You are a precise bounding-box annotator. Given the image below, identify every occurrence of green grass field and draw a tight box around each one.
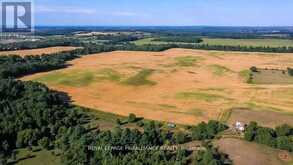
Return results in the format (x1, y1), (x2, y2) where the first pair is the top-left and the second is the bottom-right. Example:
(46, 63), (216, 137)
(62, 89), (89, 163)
(34, 68), (158, 87)
(202, 38), (293, 47)
(34, 69), (123, 87)
(34, 70), (96, 87)
(133, 37), (293, 48)
(15, 148), (61, 165)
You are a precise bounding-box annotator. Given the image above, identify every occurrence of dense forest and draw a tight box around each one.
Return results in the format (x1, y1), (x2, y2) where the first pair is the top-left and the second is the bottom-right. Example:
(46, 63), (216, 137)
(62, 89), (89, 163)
(0, 79), (89, 164)
(0, 50), (82, 78)
(59, 120), (230, 165)
(0, 78), (231, 164)
(244, 122), (293, 152)
(0, 39), (73, 51)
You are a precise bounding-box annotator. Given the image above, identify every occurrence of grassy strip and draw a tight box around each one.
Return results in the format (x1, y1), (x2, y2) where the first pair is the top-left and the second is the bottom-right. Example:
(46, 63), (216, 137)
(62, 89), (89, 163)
(176, 91), (230, 102)
(218, 109), (233, 123)
(239, 69), (252, 83)
(96, 68), (123, 82)
(174, 56), (202, 67)
(34, 70), (95, 87)
(123, 69), (156, 86)
(209, 64), (234, 76)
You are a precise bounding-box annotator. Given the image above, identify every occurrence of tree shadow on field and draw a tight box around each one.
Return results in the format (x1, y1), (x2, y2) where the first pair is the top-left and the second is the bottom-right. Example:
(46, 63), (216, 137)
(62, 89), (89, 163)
(52, 90), (73, 105)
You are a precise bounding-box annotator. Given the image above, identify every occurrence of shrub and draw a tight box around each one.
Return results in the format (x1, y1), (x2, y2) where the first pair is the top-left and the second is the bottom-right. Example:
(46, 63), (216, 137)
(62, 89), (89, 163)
(136, 121), (144, 127)
(116, 119), (122, 125)
(287, 68), (293, 76)
(244, 121), (258, 141)
(191, 121), (228, 140)
(173, 131), (188, 144)
(38, 137), (50, 150)
(250, 66), (258, 72)
(128, 113), (137, 123)
(275, 124), (292, 137)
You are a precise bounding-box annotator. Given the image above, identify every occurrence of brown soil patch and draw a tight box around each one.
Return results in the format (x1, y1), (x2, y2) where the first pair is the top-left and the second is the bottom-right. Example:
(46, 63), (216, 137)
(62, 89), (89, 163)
(216, 138), (292, 165)
(0, 46), (79, 57)
(228, 108), (293, 128)
(22, 49), (293, 125)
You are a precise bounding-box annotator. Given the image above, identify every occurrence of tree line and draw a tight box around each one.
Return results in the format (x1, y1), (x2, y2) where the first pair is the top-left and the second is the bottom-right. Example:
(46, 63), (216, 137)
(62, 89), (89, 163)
(177, 43), (293, 53)
(56, 118), (231, 164)
(244, 122), (293, 152)
(0, 50), (82, 78)
(0, 43), (178, 79)
(2, 35), (293, 53)
(0, 39), (73, 51)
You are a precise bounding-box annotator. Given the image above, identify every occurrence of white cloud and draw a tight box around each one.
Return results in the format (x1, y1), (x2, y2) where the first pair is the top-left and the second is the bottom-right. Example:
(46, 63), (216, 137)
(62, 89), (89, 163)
(111, 11), (137, 16)
(36, 5), (148, 17)
(36, 6), (97, 15)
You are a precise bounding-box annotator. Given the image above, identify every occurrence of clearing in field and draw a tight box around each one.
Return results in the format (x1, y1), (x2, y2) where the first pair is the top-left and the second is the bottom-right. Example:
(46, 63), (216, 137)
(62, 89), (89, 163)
(250, 68), (293, 84)
(22, 49), (293, 125)
(0, 46), (79, 57)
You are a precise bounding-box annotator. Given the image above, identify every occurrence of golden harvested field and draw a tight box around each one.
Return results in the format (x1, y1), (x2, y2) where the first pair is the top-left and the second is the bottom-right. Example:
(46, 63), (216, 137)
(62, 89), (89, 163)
(22, 49), (293, 125)
(0, 46), (79, 57)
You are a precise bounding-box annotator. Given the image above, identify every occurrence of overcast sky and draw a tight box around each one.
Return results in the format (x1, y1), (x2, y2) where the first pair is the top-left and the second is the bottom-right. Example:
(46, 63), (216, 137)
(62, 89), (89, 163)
(33, 0), (293, 26)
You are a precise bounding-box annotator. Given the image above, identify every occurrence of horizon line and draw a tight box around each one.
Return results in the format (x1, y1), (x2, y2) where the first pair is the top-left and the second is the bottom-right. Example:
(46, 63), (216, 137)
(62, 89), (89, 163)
(34, 25), (293, 28)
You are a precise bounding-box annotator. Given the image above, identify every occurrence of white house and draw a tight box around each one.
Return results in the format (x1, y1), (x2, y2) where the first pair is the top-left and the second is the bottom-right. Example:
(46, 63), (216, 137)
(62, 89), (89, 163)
(235, 121), (245, 132)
